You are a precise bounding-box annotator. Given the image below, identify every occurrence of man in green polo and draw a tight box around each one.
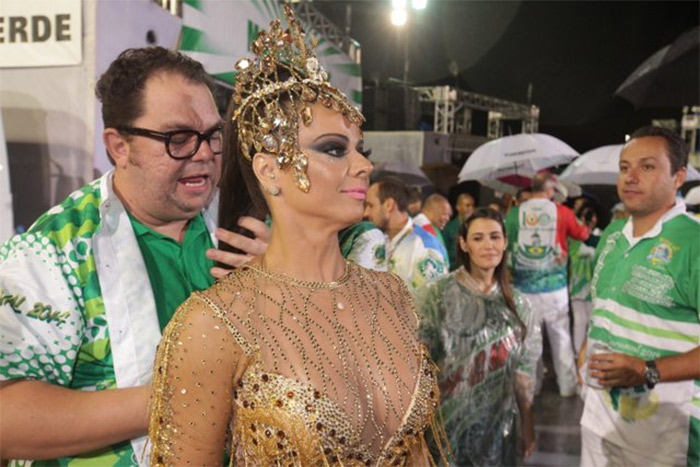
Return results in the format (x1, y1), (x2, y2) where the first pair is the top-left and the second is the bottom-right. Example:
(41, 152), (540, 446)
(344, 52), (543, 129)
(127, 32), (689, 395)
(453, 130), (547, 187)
(580, 126), (700, 466)
(0, 47), (268, 466)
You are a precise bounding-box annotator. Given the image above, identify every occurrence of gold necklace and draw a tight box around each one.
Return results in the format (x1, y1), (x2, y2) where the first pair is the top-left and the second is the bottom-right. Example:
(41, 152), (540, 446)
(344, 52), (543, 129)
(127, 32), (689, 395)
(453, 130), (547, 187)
(249, 259), (351, 289)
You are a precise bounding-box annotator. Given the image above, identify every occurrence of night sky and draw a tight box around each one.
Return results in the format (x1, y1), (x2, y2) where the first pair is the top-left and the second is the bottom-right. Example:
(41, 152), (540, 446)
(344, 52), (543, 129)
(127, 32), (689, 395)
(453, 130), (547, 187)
(314, 0), (699, 152)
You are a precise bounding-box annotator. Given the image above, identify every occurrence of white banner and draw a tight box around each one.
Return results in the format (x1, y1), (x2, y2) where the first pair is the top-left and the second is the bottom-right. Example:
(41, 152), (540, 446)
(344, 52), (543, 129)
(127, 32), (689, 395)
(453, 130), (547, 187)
(0, 0), (82, 68)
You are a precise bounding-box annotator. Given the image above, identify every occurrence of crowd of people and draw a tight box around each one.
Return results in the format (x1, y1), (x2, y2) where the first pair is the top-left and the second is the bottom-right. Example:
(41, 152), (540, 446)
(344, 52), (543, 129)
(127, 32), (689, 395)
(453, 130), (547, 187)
(0, 6), (698, 467)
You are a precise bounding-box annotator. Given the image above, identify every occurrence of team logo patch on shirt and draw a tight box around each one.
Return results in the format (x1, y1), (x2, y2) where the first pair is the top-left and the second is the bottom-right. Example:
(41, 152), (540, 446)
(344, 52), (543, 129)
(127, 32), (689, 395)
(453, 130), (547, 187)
(525, 212), (540, 226)
(604, 386), (660, 422)
(646, 241), (674, 266)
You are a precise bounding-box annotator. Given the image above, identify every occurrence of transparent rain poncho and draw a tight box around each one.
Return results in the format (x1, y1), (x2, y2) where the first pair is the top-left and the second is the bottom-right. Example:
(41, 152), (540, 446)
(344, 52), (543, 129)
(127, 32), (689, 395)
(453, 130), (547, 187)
(417, 268), (542, 466)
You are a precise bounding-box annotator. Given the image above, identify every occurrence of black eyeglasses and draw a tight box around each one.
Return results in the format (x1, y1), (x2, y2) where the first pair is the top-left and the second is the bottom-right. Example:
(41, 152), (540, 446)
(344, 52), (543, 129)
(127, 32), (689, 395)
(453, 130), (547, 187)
(117, 124), (224, 160)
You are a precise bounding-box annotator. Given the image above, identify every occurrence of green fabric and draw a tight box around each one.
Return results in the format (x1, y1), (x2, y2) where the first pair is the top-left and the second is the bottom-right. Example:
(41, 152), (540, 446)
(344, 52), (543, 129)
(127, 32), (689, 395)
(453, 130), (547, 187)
(339, 221), (387, 270)
(0, 177), (218, 466)
(435, 229), (448, 264)
(505, 201), (568, 293)
(130, 214), (215, 330)
(441, 217), (461, 271)
(568, 239), (593, 300)
(587, 212), (700, 463)
(0, 181), (111, 391)
(0, 179), (134, 465)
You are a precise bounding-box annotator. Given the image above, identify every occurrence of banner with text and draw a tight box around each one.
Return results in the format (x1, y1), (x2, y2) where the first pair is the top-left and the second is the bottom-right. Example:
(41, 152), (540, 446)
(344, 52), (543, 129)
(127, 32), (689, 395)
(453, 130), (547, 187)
(0, 0), (82, 68)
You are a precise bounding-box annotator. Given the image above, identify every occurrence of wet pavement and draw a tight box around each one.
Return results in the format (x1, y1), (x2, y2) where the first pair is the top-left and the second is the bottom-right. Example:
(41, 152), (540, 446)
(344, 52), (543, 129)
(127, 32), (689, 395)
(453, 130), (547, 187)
(525, 355), (584, 466)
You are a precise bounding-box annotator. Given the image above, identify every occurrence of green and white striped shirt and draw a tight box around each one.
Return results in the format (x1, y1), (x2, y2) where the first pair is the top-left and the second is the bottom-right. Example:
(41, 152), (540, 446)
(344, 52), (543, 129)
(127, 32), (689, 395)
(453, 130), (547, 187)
(581, 201), (700, 466)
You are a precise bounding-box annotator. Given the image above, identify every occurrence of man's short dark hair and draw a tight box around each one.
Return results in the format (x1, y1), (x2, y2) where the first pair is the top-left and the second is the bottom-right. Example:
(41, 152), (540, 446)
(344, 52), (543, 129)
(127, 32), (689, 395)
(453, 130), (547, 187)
(95, 47), (214, 129)
(629, 126), (689, 174)
(376, 177), (409, 212)
(407, 186), (422, 204)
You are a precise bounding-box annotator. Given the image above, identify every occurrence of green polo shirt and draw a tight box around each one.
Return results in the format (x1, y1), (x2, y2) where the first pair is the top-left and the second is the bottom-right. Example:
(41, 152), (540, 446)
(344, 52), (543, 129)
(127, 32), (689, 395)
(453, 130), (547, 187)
(129, 213), (216, 330)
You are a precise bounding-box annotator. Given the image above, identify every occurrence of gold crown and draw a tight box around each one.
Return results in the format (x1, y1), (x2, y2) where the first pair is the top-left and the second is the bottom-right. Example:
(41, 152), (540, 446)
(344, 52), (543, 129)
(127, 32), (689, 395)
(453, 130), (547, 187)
(231, 3), (364, 192)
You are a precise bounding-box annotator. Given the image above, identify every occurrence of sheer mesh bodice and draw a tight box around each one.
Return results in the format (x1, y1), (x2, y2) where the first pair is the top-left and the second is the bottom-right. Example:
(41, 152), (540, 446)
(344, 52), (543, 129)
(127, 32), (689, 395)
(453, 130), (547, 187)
(149, 262), (444, 466)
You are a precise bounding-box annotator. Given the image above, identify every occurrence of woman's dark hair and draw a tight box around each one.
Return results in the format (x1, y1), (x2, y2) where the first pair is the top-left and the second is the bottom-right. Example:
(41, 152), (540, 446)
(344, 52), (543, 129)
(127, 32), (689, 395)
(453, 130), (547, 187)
(457, 208), (526, 338)
(218, 67), (304, 257)
(217, 100), (271, 257)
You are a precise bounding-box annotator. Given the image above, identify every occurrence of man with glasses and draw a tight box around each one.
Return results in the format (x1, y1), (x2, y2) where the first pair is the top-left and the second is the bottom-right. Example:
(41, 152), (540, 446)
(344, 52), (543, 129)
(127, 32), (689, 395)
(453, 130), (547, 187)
(0, 47), (268, 465)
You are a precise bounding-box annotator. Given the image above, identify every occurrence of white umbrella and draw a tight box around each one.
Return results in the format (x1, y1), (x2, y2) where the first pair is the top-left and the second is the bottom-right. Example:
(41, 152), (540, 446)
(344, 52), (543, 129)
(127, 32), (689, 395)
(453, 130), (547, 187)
(560, 144), (700, 185)
(478, 177), (582, 199)
(458, 133), (579, 183)
(685, 186), (700, 205)
(372, 160), (433, 187)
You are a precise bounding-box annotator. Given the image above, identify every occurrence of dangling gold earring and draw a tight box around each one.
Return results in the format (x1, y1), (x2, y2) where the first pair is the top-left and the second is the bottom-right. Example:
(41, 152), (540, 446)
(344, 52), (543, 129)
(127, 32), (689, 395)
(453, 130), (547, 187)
(266, 185), (280, 196)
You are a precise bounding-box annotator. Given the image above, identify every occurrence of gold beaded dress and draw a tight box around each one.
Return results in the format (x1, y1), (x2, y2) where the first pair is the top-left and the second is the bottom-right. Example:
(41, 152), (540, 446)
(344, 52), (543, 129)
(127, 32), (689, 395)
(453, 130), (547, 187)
(148, 261), (446, 466)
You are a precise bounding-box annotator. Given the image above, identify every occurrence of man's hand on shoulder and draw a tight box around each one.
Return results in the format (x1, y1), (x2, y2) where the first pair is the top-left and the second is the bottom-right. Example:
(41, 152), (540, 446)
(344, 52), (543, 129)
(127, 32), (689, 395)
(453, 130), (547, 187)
(206, 216), (270, 279)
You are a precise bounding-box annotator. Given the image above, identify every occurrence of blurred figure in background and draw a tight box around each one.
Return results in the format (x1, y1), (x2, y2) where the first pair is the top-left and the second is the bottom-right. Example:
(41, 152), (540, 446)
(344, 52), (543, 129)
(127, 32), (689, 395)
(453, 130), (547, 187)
(418, 208), (541, 465)
(568, 197), (600, 355)
(364, 177), (447, 290)
(515, 188), (533, 206)
(413, 193), (452, 266)
(488, 200), (505, 214)
(505, 172), (590, 397)
(610, 202), (629, 221)
(406, 186), (423, 217)
(443, 193), (476, 271)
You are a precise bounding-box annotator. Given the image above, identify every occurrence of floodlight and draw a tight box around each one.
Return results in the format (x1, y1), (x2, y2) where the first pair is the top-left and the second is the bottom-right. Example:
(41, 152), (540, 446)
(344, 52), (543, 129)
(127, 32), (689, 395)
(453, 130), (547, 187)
(391, 8), (407, 26)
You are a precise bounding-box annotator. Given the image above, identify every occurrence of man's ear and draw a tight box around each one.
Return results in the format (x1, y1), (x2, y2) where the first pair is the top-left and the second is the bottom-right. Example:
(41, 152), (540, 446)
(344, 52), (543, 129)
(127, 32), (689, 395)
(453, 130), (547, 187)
(672, 167), (687, 191)
(103, 128), (130, 169)
(252, 152), (281, 188)
(383, 197), (396, 213)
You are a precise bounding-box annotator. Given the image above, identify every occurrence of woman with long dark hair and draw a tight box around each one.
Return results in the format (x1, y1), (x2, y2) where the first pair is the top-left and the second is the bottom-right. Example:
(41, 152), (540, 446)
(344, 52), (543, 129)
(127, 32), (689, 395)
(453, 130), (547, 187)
(418, 208), (541, 466)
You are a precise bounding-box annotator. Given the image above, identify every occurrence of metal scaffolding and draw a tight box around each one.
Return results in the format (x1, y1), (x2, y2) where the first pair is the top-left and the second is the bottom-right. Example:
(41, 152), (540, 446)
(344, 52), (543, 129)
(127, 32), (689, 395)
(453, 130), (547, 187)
(292, 1), (361, 64)
(415, 85), (540, 137)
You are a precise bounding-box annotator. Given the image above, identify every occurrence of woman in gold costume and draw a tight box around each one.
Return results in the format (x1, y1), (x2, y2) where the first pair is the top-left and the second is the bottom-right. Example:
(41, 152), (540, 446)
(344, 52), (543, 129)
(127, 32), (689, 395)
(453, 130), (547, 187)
(148, 5), (447, 466)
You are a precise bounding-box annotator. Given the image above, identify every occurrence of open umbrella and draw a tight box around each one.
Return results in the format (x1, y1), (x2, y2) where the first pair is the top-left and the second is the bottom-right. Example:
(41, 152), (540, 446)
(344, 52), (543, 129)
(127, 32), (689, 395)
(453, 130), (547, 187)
(560, 144), (700, 185)
(615, 26), (699, 108)
(372, 160), (433, 187)
(458, 133), (579, 183)
(479, 175), (581, 201)
(685, 186), (700, 206)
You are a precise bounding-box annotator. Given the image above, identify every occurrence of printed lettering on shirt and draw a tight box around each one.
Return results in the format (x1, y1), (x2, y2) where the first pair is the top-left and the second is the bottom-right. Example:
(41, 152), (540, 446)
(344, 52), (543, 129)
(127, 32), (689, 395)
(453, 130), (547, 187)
(0, 290), (26, 313)
(621, 264), (675, 308)
(26, 302), (71, 325)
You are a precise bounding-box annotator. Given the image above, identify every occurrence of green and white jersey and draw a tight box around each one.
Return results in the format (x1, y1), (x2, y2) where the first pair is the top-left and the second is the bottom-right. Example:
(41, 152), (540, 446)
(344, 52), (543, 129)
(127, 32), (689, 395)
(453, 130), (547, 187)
(581, 202), (700, 466)
(0, 171), (218, 466)
(339, 221), (388, 271)
(568, 239), (595, 301)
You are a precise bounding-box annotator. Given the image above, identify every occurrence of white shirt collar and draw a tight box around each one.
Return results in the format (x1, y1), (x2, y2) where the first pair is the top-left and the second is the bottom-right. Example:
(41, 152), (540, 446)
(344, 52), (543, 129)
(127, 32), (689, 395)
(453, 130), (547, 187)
(622, 198), (687, 247)
(389, 216), (414, 252)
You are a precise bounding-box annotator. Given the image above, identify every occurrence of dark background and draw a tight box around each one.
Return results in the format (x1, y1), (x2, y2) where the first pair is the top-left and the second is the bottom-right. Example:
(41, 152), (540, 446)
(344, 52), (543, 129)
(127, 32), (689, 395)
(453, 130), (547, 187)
(314, 0), (699, 152)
